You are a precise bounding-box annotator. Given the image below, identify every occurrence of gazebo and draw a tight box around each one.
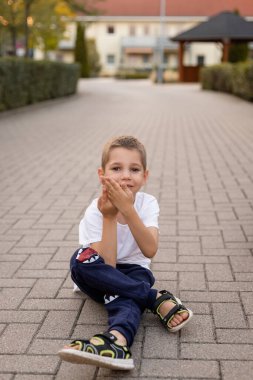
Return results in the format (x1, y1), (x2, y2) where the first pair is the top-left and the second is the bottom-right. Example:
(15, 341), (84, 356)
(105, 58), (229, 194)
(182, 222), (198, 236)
(171, 11), (253, 82)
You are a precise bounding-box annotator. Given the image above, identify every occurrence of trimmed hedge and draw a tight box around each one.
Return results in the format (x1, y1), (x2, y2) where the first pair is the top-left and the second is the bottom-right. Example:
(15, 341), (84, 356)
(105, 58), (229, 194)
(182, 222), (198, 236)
(200, 61), (253, 101)
(0, 58), (80, 111)
(115, 69), (150, 80)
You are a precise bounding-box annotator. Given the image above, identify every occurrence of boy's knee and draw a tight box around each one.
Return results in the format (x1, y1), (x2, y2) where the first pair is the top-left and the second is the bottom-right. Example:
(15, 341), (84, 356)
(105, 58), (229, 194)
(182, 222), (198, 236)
(71, 247), (103, 267)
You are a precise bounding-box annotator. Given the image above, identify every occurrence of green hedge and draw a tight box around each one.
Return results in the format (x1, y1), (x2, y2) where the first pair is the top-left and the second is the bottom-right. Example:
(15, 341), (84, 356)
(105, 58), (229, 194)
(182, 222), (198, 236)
(200, 61), (253, 101)
(115, 69), (150, 80)
(0, 58), (80, 111)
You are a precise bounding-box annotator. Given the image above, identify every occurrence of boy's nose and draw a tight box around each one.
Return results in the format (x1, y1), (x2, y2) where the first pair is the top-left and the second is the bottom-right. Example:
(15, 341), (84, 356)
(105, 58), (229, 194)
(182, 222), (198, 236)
(121, 170), (131, 179)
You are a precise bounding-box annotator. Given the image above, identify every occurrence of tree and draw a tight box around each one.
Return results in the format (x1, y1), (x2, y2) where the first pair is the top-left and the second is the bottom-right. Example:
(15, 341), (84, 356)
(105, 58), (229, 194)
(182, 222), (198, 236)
(87, 38), (101, 77)
(0, 0), (101, 57)
(0, 0), (24, 55)
(228, 9), (249, 63)
(74, 22), (89, 77)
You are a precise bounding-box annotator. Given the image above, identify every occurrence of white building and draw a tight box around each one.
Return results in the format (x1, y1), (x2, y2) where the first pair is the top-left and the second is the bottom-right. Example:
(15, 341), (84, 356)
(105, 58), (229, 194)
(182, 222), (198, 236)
(58, 0), (253, 77)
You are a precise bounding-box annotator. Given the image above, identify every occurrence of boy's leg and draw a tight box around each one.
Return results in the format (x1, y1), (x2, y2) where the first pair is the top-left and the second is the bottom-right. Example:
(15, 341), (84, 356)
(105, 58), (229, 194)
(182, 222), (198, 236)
(70, 248), (157, 310)
(105, 264), (155, 347)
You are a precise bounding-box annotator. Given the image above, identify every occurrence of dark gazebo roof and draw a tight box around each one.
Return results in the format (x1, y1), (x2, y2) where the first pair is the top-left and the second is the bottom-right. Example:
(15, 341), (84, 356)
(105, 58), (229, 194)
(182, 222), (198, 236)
(171, 11), (253, 42)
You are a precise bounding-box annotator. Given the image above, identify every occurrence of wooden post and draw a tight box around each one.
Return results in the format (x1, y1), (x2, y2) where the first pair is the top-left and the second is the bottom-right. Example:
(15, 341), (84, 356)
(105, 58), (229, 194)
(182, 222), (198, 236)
(222, 39), (230, 62)
(179, 41), (184, 81)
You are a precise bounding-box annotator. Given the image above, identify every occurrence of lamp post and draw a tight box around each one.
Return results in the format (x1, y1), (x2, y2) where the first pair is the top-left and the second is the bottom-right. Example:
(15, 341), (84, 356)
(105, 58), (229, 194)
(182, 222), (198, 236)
(157, 0), (166, 83)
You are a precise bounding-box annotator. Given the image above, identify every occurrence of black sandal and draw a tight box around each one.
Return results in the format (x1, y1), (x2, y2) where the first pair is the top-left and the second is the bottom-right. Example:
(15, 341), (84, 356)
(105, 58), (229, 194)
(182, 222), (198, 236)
(152, 290), (193, 332)
(58, 332), (134, 370)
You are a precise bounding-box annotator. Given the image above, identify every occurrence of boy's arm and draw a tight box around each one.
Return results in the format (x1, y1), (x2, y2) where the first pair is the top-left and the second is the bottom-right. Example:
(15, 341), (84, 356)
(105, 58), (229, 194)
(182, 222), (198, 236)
(90, 187), (118, 267)
(123, 207), (159, 258)
(103, 178), (159, 258)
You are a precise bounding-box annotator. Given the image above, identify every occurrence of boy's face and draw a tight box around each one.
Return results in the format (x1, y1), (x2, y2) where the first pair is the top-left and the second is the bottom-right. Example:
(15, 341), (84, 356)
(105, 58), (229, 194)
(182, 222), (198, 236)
(99, 147), (148, 195)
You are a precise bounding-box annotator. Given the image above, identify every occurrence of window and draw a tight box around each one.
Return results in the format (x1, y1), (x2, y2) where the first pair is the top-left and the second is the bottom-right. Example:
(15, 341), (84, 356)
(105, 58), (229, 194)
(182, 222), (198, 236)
(197, 55), (205, 66)
(107, 25), (115, 34)
(107, 54), (115, 65)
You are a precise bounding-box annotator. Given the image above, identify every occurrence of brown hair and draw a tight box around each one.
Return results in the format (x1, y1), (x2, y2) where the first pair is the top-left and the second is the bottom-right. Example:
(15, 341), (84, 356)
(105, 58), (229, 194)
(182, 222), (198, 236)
(101, 136), (147, 170)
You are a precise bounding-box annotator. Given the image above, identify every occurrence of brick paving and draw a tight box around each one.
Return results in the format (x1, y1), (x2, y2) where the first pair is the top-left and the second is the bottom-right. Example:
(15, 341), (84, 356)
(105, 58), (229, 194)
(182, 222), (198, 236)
(0, 78), (253, 379)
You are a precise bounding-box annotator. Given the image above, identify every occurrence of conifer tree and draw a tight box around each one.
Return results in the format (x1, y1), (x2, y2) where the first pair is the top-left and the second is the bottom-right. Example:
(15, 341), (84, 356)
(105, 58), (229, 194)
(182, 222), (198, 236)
(74, 22), (90, 78)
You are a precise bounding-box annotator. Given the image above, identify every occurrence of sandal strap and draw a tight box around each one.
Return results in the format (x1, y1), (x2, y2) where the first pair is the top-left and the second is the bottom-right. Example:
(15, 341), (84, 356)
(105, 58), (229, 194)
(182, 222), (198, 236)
(69, 332), (132, 359)
(160, 304), (186, 326)
(152, 290), (176, 314)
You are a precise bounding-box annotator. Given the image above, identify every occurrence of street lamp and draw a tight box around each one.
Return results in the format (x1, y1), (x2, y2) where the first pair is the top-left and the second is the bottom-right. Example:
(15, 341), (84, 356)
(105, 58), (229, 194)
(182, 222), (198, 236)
(157, 0), (166, 83)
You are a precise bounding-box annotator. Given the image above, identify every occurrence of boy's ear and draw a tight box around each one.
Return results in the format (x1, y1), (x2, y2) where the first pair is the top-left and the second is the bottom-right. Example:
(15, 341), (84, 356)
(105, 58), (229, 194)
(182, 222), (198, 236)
(98, 167), (104, 183)
(143, 170), (149, 183)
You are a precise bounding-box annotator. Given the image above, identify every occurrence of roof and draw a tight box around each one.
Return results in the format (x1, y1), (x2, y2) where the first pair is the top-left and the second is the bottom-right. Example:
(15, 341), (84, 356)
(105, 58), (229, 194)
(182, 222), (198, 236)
(171, 11), (253, 42)
(87, 0), (253, 17)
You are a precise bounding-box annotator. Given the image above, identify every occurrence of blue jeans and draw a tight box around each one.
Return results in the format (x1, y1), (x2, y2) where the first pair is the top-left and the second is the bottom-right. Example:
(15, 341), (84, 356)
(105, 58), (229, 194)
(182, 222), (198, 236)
(70, 247), (157, 346)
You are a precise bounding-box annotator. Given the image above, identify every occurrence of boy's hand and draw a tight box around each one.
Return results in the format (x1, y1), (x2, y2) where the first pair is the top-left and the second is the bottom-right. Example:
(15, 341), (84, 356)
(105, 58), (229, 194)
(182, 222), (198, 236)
(101, 176), (134, 215)
(98, 185), (118, 218)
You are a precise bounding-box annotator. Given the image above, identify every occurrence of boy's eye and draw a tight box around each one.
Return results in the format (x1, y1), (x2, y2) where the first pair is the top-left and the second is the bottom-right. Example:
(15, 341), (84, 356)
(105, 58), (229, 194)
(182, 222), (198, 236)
(111, 167), (121, 171)
(131, 168), (141, 172)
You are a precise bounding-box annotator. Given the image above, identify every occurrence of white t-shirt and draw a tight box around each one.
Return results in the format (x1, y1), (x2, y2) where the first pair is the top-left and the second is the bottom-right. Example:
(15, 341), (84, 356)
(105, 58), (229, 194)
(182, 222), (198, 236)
(79, 192), (159, 269)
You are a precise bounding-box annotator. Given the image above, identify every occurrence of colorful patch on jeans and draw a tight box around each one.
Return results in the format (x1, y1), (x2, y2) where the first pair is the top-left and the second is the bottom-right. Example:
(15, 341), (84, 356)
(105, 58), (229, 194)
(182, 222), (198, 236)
(104, 294), (119, 304)
(76, 247), (99, 263)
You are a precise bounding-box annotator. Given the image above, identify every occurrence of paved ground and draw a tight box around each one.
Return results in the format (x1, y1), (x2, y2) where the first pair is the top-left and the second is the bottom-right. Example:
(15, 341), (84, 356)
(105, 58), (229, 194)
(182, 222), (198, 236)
(0, 78), (253, 380)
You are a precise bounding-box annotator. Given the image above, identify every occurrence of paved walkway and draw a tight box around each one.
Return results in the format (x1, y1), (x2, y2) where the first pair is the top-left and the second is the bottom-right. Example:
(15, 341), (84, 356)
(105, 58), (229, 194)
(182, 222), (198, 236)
(0, 79), (253, 380)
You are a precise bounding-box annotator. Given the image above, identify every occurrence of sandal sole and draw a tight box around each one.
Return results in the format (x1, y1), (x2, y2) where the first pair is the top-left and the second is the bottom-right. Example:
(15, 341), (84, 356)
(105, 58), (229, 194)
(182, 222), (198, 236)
(58, 348), (134, 370)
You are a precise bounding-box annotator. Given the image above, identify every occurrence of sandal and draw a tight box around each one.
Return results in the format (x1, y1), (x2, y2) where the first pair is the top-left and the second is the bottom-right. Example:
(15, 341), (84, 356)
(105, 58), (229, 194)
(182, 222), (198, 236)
(58, 332), (134, 370)
(151, 290), (193, 332)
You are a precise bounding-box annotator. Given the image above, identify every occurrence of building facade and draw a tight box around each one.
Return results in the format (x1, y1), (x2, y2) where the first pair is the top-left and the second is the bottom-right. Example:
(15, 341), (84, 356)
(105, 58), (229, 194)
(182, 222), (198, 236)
(58, 0), (253, 76)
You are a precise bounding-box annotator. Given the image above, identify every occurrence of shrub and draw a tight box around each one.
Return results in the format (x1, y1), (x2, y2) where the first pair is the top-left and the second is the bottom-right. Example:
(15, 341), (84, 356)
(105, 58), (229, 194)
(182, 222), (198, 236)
(0, 58), (80, 111)
(115, 69), (150, 80)
(231, 62), (253, 101)
(200, 61), (253, 101)
(200, 63), (233, 93)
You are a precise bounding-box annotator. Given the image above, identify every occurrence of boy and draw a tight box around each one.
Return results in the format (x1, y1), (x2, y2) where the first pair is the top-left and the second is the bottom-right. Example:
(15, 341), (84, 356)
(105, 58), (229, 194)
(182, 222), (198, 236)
(58, 136), (193, 370)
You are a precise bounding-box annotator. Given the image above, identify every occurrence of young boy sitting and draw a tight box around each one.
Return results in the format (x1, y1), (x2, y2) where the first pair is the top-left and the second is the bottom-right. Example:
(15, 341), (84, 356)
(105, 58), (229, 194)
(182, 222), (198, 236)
(58, 136), (193, 370)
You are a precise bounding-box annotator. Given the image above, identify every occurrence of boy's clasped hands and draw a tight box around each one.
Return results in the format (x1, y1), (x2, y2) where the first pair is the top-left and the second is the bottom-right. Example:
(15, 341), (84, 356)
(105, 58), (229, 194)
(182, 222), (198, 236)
(98, 176), (134, 218)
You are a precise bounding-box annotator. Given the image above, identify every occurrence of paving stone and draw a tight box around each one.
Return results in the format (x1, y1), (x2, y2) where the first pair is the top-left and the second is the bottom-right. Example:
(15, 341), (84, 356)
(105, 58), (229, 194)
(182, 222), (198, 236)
(140, 359), (219, 378)
(181, 343), (253, 360)
(180, 291), (240, 303)
(212, 302), (247, 328)
(56, 361), (96, 380)
(21, 254), (53, 269)
(0, 288), (29, 309)
(20, 298), (82, 311)
(77, 299), (107, 324)
(0, 279), (36, 288)
(180, 315), (215, 342)
(178, 242), (202, 255)
(152, 263), (203, 272)
(201, 236), (224, 248)
(28, 338), (67, 355)
(230, 256), (253, 272)
(0, 323), (39, 353)
(37, 310), (78, 338)
(179, 271), (206, 290)
(221, 361), (253, 380)
(206, 263), (233, 281)
(0, 355), (59, 373)
(179, 255), (228, 263)
(216, 329), (253, 343)
(0, 310), (46, 323)
(240, 292), (253, 315)
(209, 281), (253, 291)
(143, 326), (178, 358)
(28, 278), (64, 298)
(16, 269), (68, 278)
